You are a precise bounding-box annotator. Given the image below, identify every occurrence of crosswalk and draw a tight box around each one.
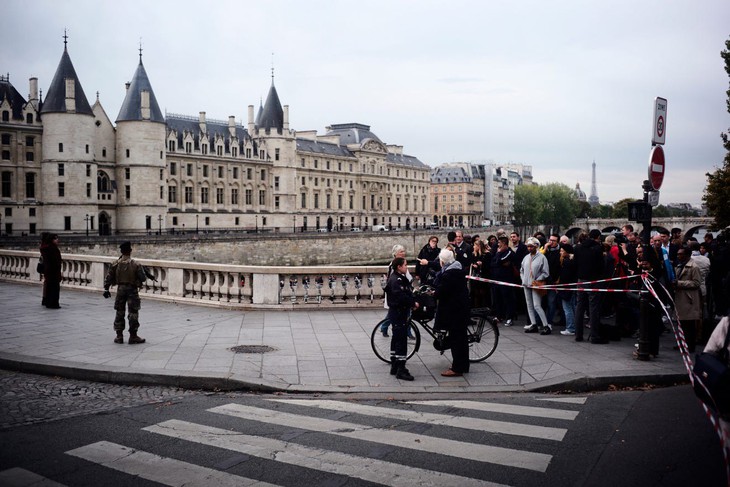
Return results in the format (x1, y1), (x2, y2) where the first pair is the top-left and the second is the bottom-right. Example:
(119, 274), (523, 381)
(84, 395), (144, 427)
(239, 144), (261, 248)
(2, 396), (588, 486)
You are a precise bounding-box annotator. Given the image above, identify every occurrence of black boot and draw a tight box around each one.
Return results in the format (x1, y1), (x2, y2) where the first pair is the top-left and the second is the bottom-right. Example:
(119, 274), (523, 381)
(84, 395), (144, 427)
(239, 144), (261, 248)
(395, 361), (414, 381)
(114, 332), (124, 344)
(390, 360), (398, 375)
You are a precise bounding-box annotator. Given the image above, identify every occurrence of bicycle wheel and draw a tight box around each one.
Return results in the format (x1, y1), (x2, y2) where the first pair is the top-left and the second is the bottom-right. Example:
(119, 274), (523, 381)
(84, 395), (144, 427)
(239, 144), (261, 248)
(467, 315), (499, 362)
(371, 319), (420, 363)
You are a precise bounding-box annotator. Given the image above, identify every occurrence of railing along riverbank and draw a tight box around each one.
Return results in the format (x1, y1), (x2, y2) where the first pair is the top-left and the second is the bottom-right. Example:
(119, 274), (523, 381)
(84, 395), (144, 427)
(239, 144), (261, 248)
(0, 250), (389, 309)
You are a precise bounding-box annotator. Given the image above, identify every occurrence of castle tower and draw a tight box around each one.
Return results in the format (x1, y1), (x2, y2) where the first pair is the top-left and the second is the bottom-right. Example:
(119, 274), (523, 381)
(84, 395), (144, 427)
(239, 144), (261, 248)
(40, 33), (98, 233)
(114, 47), (166, 233)
(588, 159), (599, 207)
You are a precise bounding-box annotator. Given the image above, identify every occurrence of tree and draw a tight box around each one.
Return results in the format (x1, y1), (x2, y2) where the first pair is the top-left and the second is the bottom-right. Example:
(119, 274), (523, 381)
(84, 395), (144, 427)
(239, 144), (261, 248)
(703, 37), (730, 230)
(513, 184), (542, 234)
(540, 182), (580, 233)
(612, 198), (635, 219)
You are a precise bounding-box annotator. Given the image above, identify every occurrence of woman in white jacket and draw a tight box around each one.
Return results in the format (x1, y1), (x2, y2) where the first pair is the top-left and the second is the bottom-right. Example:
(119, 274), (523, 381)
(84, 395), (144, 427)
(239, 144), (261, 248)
(521, 237), (551, 335)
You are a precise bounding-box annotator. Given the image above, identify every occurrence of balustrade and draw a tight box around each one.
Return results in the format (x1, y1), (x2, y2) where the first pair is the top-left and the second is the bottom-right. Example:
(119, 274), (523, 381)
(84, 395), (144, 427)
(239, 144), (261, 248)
(0, 250), (388, 309)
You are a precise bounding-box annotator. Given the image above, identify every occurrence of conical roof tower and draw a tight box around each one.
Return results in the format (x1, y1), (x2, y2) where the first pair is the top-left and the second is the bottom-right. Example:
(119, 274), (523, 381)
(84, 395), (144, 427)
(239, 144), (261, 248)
(40, 35), (93, 115)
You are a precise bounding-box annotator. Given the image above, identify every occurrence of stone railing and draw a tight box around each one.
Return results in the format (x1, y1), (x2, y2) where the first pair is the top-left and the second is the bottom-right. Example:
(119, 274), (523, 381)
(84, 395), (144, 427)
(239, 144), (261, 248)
(0, 250), (390, 310)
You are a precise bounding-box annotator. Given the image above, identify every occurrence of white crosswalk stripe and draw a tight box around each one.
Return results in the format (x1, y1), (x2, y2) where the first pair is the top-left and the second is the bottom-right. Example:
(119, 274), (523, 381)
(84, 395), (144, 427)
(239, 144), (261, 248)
(269, 398), (568, 440)
(209, 403), (553, 472)
(405, 399), (581, 420)
(66, 441), (279, 487)
(145, 419), (509, 487)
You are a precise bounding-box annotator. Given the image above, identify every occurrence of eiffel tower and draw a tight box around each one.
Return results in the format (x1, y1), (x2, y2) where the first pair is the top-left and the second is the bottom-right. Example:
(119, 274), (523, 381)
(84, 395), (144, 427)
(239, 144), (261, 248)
(588, 160), (599, 207)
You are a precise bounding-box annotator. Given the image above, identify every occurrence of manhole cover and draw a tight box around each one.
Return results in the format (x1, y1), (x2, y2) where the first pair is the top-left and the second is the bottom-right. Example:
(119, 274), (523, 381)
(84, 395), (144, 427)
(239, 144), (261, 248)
(230, 345), (278, 354)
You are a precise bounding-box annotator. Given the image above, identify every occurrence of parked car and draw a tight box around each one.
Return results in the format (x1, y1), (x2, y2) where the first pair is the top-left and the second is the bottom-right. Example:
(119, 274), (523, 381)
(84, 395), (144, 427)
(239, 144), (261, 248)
(317, 228), (329, 233)
(350, 227), (362, 232)
(371, 225), (388, 232)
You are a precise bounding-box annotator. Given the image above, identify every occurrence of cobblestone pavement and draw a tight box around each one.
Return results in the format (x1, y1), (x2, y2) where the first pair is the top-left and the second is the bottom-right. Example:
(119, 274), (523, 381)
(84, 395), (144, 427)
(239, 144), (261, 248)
(0, 370), (199, 430)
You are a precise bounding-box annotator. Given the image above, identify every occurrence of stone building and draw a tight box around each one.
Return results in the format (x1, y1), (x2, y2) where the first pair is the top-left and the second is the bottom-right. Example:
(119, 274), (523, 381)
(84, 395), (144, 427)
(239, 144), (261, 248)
(0, 39), (430, 236)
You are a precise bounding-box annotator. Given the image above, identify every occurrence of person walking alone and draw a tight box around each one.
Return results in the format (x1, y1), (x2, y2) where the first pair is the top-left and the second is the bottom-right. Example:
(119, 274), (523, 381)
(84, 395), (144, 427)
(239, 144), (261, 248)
(384, 257), (419, 381)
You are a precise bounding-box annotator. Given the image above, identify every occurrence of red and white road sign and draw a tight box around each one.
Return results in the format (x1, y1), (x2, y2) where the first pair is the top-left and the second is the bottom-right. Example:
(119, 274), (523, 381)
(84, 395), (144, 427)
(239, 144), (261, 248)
(648, 145), (665, 191)
(652, 97), (667, 145)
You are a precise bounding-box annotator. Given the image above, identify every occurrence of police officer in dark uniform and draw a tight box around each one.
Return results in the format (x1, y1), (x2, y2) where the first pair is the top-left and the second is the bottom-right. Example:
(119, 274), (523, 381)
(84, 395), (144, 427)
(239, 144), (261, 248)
(104, 241), (154, 344)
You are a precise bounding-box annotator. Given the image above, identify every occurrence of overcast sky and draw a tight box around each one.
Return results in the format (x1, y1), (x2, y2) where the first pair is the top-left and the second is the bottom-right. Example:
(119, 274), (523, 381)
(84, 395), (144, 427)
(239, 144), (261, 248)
(2, 0), (728, 206)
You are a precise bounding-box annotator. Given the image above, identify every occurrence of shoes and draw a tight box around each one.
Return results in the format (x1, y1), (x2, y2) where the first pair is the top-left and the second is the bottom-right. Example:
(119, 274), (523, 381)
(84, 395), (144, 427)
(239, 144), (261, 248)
(560, 330), (575, 336)
(589, 336), (609, 344)
(114, 335), (124, 344)
(396, 367), (414, 381)
(382, 330), (389, 337)
(524, 324), (539, 333)
(441, 369), (463, 377)
(540, 326), (552, 335)
(128, 335), (146, 344)
(503, 319), (513, 327)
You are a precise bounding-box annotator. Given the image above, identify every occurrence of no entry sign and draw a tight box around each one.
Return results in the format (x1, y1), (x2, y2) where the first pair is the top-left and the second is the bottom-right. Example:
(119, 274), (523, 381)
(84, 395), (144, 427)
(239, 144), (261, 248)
(652, 97), (667, 145)
(648, 145), (665, 191)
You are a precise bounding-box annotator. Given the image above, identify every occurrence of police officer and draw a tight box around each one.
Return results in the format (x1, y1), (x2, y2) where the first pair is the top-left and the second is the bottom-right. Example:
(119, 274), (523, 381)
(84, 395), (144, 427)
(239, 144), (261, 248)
(104, 241), (153, 344)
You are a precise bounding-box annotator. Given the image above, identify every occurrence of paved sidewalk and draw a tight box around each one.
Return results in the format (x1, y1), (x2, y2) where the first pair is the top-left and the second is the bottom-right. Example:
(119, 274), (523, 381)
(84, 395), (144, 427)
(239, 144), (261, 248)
(0, 281), (689, 393)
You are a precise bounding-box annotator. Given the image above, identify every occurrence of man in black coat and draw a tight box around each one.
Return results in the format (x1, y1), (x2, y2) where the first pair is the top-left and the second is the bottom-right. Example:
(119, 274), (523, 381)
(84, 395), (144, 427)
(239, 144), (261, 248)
(453, 230), (473, 276)
(433, 248), (470, 376)
(574, 229), (607, 344)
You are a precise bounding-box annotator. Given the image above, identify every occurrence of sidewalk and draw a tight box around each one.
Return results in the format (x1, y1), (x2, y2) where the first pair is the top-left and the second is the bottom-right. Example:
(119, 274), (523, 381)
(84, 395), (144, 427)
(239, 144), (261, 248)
(0, 281), (689, 393)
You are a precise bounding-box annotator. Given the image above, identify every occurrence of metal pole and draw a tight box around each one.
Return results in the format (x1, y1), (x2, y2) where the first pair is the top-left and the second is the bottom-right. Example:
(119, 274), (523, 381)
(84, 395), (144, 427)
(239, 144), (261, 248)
(85, 214), (89, 237)
(636, 179), (653, 361)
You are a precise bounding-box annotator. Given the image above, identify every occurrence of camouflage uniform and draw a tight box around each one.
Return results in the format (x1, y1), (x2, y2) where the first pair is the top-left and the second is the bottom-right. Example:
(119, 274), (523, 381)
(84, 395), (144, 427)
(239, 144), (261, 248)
(104, 255), (147, 335)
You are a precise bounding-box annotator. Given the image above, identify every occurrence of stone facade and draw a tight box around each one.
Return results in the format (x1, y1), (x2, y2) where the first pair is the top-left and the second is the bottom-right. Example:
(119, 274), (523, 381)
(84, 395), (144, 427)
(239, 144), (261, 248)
(0, 41), (430, 236)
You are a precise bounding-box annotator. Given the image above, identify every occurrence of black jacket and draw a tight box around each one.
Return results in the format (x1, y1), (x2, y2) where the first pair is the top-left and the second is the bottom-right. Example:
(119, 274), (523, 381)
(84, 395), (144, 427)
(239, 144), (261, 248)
(433, 261), (470, 331)
(574, 238), (604, 281)
(544, 246), (561, 283)
(416, 244), (441, 282)
(385, 271), (416, 324)
(491, 248), (515, 282)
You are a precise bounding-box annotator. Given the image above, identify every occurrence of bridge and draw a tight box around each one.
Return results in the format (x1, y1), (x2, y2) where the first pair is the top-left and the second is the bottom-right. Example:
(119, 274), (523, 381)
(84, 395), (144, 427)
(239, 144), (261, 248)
(566, 217), (714, 240)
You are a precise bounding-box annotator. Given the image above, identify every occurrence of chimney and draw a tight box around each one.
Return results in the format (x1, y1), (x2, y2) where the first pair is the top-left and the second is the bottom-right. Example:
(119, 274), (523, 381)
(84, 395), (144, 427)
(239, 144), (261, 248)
(283, 105), (289, 131)
(64, 78), (75, 112)
(247, 105), (255, 133)
(125, 82), (131, 91)
(140, 90), (150, 120)
(228, 116), (236, 137)
(29, 77), (38, 101)
(199, 111), (206, 133)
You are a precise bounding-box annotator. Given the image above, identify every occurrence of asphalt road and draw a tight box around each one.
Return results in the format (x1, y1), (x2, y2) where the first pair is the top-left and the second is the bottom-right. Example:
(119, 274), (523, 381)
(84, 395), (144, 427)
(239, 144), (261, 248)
(0, 370), (726, 486)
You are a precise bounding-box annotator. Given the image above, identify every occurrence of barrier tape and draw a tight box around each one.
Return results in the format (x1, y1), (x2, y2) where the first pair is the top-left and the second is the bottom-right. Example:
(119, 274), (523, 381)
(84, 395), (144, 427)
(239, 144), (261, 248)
(640, 274), (729, 485)
(466, 274), (645, 293)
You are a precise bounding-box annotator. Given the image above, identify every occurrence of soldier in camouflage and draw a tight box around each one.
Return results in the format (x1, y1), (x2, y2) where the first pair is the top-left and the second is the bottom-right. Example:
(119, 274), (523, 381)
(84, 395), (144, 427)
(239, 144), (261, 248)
(104, 241), (154, 344)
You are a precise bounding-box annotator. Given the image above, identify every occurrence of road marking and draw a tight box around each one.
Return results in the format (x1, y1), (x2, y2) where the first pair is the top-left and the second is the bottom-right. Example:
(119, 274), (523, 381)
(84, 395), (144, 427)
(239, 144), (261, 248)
(66, 441), (279, 487)
(0, 468), (67, 487)
(270, 398), (567, 440)
(536, 397), (588, 405)
(145, 419), (510, 487)
(209, 403), (552, 472)
(405, 400), (580, 420)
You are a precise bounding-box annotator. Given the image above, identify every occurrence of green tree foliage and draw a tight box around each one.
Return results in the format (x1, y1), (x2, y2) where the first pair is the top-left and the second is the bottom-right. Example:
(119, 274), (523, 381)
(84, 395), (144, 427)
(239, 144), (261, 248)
(612, 198), (635, 219)
(513, 184), (542, 229)
(703, 37), (730, 230)
(514, 183), (579, 234)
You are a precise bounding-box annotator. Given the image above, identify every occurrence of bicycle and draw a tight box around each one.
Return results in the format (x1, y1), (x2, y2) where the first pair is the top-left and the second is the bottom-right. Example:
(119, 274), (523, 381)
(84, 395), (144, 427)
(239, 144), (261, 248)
(370, 285), (500, 364)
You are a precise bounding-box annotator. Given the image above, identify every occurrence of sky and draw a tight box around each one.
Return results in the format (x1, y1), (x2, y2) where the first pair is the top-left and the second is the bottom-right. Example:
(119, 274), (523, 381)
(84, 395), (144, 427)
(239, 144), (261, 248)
(2, 0), (728, 207)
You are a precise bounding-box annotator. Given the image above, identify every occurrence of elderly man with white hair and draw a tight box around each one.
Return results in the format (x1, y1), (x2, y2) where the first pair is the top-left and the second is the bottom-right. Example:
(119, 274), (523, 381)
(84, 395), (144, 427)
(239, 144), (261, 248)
(521, 237), (551, 335)
(432, 248), (471, 377)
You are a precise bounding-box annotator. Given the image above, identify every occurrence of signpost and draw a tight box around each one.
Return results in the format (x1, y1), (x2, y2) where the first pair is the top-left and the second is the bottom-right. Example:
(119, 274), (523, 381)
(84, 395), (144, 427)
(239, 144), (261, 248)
(648, 145), (665, 191)
(652, 97), (667, 145)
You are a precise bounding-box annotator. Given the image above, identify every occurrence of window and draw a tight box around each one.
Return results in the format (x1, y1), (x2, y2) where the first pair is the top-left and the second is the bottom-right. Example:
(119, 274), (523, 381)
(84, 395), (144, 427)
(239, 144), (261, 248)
(231, 146), (237, 157)
(314, 159), (318, 168)
(314, 193), (319, 209)
(349, 195), (353, 210)
(216, 145), (222, 156)
(337, 194), (342, 209)
(160, 169), (164, 180)
(274, 176), (279, 190)
(301, 193), (307, 208)
(260, 169), (266, 180)
(125, 185), (130, 199)
(275, 148), (280, 161)
(4, 208), (10, 217)
(1, 134), (10, 144)
(259, 189), (265, 205)
(326, 194), (331, 209)
(26, 136), (34, 146)
(160, 186), (164, 199)
(301, 177), (305, 185)
(202, 143), (208, 155)
(126, 149), (130, 158)
(125, 168), (130, 180)
(338, 162), (342, 171)
(314, 177), (318, 187)
(1, 150), (9, 160)
(233, 167), (239, 179)
(201, 187), (209, 204)
(216, 187), (224, 204)
(85, 144), (89, 154)
(274, 196), (280, 209)
(58, 182), (64, 197)
(203, 165), (209, 177)
(168, 186), (177, 203)
(102, 148), (107, 157)
(185, 142), (191, 153)
(58, 143), (63, 153)
(260, 150), (265, 160)
(27, 113), (34, 124)
(58, 164), (64, 176)
(86, 183), (92, 198)
(246, 148), (251, 158)
(301, 158), (305, 167)
(29, 223), (36, 234)
(218, 166), (223, 178)
(86, 164), (91, 177)
(245, 189), (252, 205)
(169, 140), (176, 151)
(205, 217), (210, 226)
(1, 171), (11, 197)
(172, 216), (178, 226)
(231, 188), (238, 205)
(25, 173), (35, 198)
(235, 217), (240, 226)
(64, 216), (71, 231)
(247, 168), (252, 180)
(184, 186), (193, 203)
(186, 164), (193, 177)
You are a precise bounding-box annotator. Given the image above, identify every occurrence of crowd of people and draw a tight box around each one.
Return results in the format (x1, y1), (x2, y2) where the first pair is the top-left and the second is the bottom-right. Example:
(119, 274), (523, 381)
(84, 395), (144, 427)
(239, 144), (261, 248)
(384, 225), (730, 381)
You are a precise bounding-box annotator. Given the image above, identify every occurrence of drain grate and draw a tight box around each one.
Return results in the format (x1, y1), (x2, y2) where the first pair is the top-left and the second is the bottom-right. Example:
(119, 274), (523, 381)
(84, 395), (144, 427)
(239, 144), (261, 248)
(230, 345), (278, 354)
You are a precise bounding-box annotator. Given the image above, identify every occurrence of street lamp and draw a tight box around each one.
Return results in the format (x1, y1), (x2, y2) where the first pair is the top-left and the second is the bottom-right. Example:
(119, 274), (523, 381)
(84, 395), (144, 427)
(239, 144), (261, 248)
(84, 214), (89, 237)
(195, 214), (199, 234)
(293, 215), (296, 233)
(255, 215), (258, 233)
(158, 215), (162, 235)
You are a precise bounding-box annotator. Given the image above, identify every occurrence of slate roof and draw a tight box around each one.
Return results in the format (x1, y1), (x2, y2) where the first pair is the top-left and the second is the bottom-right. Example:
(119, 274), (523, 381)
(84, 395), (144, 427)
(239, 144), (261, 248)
(166, 114), (250, 152)
(387, 152), (428, 168)
(296, 139), (354, 158)
(40, 48), (93, 115)
(258, 83), (283, 130)
(0, 76), (27, 120)
(325, 123), (382, 145)
(116, 60), (164, 123)
(431, 166), (471, 183)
